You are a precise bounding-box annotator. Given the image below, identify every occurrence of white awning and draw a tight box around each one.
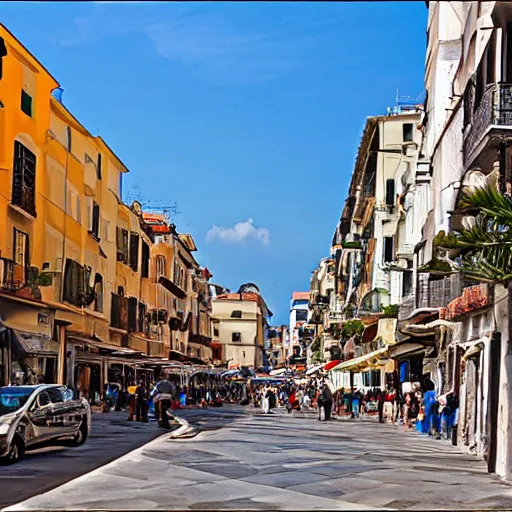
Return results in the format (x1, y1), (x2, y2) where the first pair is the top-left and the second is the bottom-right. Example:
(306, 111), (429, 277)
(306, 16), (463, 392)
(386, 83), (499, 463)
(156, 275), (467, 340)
(305, 364), (324, 376)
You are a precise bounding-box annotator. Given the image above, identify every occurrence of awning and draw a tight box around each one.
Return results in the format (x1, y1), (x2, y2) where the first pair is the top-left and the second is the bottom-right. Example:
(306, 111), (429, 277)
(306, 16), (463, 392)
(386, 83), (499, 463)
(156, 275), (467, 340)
(11, 329), (59, 356)
(323, 360), (341, 371)
(331, 347), (389, 372)
(269, 368), (287, 376)
(305, 364), (324, 376)
(462, 342), (484, 361)
(389, 340), (430, 359)
(68, 335), (142, 355)
(158, 276), (186, 299)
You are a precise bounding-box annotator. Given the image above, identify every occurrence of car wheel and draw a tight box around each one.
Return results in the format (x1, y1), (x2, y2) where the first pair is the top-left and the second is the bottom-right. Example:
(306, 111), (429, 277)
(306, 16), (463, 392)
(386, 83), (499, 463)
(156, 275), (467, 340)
(69, 421), (88, 447)
(3, 436), (25, 465)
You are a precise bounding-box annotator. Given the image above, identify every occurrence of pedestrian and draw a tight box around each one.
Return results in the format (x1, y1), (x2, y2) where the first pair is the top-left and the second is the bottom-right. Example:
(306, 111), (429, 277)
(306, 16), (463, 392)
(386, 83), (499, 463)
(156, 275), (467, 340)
(135, 380), (147, 422)
(153, 373), (174, 428)
(376, 389), (384, 423)
(127, 381), (137, 421)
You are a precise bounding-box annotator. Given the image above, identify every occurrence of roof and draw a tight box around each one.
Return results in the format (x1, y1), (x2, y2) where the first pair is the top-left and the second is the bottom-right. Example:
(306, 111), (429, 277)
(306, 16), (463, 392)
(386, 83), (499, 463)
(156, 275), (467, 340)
(215, 292), (273, 318)
(292, 292), (309, 301)
(0, 24), (60, 87)
(216, 293), (260, 302)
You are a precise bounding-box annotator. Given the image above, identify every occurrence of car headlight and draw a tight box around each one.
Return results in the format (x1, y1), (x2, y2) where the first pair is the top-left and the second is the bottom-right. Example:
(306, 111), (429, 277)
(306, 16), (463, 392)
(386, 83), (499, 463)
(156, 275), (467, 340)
(0, 416), (13, 435)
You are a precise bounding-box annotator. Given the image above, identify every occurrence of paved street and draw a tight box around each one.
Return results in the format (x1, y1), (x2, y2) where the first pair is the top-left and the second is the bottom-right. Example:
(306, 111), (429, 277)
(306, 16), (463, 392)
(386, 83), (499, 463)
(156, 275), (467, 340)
(0, 411), (164, 509)
(4, 405), (512, 510)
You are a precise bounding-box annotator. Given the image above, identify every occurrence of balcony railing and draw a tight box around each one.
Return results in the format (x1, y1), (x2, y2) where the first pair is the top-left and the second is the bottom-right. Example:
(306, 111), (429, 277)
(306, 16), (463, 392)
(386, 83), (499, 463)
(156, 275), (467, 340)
(464, 83), (512, 163)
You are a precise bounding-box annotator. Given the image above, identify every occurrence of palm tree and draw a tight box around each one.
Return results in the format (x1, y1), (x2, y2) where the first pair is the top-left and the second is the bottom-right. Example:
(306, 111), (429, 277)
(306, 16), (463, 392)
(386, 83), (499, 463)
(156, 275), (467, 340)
(436, 185), (512, 285)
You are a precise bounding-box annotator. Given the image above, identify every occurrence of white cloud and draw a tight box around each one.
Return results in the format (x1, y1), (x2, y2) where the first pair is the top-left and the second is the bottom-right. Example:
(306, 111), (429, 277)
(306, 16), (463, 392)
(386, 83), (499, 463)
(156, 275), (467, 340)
(206, 218), (270, 246)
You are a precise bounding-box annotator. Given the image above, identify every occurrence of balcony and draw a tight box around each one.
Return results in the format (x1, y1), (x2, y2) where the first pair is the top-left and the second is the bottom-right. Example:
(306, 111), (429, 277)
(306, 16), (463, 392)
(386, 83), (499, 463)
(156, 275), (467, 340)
(398, 274), (464, 320)
(464, 83), (512, 166)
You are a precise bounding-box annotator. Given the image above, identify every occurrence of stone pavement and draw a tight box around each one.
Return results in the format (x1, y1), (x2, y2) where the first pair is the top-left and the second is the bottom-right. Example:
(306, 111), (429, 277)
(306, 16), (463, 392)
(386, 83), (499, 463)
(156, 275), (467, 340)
(0, 411), (165, 509)
(5, 405), (512, 510)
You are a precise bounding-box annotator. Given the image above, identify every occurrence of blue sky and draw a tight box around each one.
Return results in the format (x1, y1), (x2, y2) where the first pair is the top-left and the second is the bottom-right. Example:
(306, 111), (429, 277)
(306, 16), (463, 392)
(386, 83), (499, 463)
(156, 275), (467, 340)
(1, 1), (427, 324)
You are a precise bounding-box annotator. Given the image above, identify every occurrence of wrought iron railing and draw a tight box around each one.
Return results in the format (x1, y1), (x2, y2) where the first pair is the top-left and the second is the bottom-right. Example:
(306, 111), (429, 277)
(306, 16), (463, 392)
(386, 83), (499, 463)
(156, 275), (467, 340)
(464, 83), (512, 162)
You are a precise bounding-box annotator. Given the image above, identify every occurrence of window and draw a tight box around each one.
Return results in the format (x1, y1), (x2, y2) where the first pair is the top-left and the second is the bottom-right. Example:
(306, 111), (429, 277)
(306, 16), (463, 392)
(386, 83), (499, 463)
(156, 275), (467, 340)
(89, 202), (100, 239)
(141, 240), (150, 278)
(93, 274), (103, 313)
(402, 270), (413, 297)
(370, 370), (381, 387)
(13, 228), (29, 267)
(383, 236), (394, 263)
(138, 302), (147, 334)
(231, 310), (242, 319)
(63, 259), (85, 307)
(116, 227), (129, 263)
(96, 153), (102, 180)
(296, 309), (308, 322)
(12, 228), (29, 285)
(127, 297), (138, 332)
(214, 328), (219, 337)
(385, 179), (395, 207)
(242, 351), (246, 359)
(129, 233), (139, 272)
(46, 387), (63, 404)
(12, 141), (36, 217)
(402, 123), (413, 142)
(232, 332), (241, 342)
(212, 345), (222, 361)
(156, 255), (166, 278)
(21, 90), (32, 117)
(506, 23), (512, 82)
(173, 262), (186, 289)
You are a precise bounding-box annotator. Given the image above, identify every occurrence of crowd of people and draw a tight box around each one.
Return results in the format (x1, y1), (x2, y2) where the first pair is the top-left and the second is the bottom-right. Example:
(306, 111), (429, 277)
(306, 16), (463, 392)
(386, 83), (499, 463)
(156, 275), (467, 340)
(89, 369), (458, 441)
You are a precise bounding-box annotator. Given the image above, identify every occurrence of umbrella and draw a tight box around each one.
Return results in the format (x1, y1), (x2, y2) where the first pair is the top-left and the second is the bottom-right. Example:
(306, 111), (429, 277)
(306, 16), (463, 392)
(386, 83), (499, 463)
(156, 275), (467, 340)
(323, 360), (341, 372)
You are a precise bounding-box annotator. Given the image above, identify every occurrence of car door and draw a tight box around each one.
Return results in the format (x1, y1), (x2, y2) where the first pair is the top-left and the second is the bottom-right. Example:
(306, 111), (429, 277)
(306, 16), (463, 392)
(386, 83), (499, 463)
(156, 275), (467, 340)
(27, 390), (54, 444)
(45, 387), (74, 439)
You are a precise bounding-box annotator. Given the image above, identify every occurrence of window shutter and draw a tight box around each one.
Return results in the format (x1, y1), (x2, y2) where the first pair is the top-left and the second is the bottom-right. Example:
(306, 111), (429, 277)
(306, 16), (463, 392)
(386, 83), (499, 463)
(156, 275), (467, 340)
(92, 203), (100, 237)
(96, 153), (102, 180)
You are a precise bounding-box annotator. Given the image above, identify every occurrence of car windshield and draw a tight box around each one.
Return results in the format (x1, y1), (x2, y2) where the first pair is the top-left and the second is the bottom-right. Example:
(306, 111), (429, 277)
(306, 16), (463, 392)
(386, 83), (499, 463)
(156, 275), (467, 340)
(0, 387), (36, 416)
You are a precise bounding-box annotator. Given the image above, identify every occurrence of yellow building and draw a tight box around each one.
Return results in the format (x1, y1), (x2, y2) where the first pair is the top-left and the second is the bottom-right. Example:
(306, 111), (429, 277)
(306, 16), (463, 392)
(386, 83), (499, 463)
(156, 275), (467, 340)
(0, 24), (216, 393)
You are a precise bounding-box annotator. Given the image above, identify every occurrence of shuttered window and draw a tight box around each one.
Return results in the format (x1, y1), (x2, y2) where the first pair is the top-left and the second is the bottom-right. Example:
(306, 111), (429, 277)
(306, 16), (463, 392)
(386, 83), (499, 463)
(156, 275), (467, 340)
(21, 90), (32, 117)
(141, 241), (150, 278)
(91, 202), (100, 238)
(96, 153), (102, 180)
(12, 141), (36, 217)
(127, 297), (138, 332)
(129, 233), (139, 271)
(63, 259), (85, 307)
(116, 227), (129, 263)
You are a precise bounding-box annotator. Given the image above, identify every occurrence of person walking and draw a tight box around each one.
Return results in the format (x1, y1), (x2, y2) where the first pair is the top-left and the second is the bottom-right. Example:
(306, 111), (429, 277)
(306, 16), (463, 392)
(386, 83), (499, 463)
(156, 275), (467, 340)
(135, 380), (147, 422)
(376, 388), (384, 423)
(153, 373), (174, 428)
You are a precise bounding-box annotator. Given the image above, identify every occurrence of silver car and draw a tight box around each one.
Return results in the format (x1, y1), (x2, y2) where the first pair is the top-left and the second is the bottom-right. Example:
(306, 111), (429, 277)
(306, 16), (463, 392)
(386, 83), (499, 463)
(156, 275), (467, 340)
(0, 384), (91, 464)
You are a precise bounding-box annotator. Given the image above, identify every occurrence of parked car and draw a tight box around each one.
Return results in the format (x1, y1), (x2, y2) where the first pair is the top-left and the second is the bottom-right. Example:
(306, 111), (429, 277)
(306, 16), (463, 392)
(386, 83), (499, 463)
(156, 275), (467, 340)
(0, 384), (91, 464)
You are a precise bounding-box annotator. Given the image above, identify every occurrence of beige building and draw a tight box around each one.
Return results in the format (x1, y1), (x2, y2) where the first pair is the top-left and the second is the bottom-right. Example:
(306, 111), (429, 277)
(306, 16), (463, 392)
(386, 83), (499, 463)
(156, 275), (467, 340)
(211, 285), (272, 369)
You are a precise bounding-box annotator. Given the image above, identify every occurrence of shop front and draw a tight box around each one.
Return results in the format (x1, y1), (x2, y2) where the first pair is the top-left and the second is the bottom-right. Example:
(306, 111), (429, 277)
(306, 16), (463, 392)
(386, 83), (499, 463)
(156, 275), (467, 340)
(0, 295), (56, 385)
